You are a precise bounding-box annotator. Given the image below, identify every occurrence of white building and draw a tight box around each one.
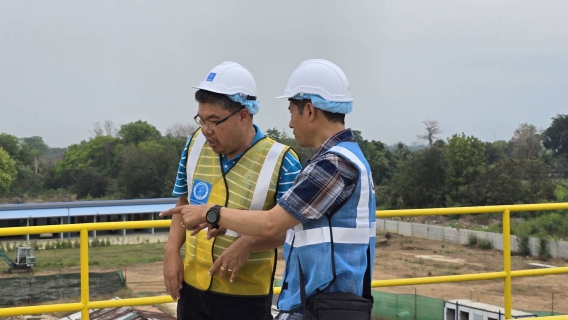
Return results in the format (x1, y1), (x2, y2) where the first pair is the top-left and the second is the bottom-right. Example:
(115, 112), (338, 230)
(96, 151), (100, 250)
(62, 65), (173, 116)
(445, 299), (536, 320)
(0, 198), (177, 241)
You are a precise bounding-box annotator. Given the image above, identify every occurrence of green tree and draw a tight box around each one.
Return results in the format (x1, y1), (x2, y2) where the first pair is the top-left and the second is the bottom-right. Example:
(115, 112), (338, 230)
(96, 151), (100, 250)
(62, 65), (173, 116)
(0, 133), (40, 194)
(54, 135), (120, 197)
(470, 159), (555, 207)
(21, 136), (49, 156)
(484, 140), (509, 165)
(388, 147), (447, 208)
(118, 120), (162, 145)
(73, 167), (110, 199)
(0, 133), (20, 159)
(393, 142), (411, 162)
(543, 114), (568, 159)
(116, 140), (179, 198)
(445, 134), (486, 186)
(0, 133), (34, 167)
(444, 134), (486, 206)
(0, 148), (17, 192)
(353, 130), (397, 184)
(266, 128), (289, 142)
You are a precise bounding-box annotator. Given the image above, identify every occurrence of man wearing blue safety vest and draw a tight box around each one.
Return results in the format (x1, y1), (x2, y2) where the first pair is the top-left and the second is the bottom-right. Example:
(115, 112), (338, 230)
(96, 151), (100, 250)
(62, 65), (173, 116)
(162, 59), (376, 319)
(163, 61), (302, 320)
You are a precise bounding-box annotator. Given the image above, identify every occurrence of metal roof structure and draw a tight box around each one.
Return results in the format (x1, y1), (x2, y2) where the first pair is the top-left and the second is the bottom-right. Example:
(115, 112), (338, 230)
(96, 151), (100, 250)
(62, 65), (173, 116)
(61, 300), (176, 320)
(0, 198), (177, 220)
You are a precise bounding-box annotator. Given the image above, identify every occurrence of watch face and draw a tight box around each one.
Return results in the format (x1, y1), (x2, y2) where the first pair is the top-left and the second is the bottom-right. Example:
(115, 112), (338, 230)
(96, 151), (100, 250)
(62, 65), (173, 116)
(206, 210), (217, 223)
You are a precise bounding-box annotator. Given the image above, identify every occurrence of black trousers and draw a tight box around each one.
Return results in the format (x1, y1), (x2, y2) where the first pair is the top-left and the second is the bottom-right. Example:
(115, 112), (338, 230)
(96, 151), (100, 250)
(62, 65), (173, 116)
(177, 282), (273, 320)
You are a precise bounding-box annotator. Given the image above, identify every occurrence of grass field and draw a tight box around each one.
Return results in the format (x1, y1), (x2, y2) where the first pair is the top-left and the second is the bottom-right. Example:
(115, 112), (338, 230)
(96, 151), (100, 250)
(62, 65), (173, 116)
(30, 242), (179, 271)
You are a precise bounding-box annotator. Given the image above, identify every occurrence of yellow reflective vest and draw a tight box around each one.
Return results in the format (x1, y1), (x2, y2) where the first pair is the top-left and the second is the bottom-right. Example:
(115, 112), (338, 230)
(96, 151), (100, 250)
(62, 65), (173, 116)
(183, 129), (293, 296)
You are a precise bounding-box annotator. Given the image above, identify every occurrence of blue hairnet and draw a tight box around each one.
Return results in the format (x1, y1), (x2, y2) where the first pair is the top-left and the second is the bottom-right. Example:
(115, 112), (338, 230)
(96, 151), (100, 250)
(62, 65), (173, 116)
(292, 94), (353, 114)
(228, 93), (260, 115)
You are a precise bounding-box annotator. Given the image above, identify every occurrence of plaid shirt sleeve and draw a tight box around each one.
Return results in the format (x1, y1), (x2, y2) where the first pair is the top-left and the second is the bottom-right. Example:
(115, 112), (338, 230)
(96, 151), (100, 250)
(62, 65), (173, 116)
(277, 152), (358, 224)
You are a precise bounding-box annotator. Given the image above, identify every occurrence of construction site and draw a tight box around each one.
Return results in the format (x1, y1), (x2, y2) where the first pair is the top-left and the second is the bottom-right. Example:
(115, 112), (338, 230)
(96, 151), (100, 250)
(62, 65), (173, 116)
(1, 224), (567, 319)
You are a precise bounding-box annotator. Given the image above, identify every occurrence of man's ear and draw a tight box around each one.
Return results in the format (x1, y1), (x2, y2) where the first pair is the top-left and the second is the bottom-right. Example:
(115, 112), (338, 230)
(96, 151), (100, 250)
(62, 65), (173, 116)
(306, 103), (314, 118)
(239, 108), (249, 121)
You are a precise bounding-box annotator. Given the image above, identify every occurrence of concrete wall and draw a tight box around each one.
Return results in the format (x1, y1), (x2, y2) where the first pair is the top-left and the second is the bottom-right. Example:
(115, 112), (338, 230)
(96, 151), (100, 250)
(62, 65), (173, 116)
(377, 219), (566, 259)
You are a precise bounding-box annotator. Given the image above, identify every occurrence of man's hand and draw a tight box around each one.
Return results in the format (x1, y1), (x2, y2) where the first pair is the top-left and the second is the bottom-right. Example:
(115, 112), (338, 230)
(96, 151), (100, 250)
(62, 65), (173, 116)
(160, 204), (211, 230)
(206, 226), (227, 239)
(208, 237), (251, 283)
(188, 223), (208, 237)
(188, 224), (227, 239)
(163, 248), (184, 300)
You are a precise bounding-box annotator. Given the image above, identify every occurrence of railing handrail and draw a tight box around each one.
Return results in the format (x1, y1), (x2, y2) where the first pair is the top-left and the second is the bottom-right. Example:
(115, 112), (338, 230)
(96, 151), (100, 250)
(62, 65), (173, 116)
(1, 202), (568, 319)
(376, 202), (568, 217)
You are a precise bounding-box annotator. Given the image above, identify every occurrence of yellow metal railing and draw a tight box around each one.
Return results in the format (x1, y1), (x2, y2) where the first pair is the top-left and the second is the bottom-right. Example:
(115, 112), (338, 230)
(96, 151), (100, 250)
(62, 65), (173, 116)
(0, 221), (173, 319)
(376, 203), (568, 320)
(0, 203), (567, 319)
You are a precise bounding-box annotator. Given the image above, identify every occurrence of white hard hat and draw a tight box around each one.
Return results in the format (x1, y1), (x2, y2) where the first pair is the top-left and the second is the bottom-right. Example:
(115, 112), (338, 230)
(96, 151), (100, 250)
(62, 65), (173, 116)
(276, 59), (353, 102)
(193, 61), (257, 98)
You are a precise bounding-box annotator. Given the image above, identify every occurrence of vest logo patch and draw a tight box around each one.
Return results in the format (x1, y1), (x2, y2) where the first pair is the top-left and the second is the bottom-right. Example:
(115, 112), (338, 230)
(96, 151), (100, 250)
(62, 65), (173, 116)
(190, 180), (212, 204)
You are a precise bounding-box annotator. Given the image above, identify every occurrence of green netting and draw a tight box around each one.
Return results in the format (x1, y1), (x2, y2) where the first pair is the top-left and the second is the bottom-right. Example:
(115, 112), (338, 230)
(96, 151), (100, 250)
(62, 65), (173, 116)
(369, 291), (565, 320)
(371, 291), (443, 320)
(273, 280), (564, 319)
(529, 311), (564, 317)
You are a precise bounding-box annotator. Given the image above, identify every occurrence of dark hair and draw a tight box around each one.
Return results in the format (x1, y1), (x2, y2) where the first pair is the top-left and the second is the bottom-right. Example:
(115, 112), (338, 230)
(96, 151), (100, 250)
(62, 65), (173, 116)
(195, 90), (243, 113)
(288, 99), (345, 124)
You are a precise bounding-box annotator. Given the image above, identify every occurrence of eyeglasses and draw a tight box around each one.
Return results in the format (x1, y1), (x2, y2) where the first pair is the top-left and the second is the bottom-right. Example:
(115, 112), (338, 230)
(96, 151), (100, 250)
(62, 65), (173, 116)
(193, 107), (244, 129)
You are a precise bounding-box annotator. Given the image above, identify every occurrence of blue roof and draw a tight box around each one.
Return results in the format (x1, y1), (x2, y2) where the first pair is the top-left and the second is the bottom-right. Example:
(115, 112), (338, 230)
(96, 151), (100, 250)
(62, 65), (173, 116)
(0, 198), (178, 220)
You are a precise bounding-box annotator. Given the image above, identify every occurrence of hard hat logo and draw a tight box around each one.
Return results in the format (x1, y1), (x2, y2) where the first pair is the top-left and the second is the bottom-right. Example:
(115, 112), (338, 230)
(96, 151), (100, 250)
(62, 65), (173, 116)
(206, 72), (217, 82)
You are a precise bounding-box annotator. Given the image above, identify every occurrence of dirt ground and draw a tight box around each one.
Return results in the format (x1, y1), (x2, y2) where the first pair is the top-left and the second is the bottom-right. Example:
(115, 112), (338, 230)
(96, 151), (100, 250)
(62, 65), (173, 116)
(121, 233), (568, 315)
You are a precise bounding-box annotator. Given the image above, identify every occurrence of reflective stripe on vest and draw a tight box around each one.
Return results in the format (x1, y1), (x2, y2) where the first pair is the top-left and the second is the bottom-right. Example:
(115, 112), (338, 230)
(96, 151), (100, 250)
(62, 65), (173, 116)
(185, 132), (206, 189)
(285, 222), (377, 247)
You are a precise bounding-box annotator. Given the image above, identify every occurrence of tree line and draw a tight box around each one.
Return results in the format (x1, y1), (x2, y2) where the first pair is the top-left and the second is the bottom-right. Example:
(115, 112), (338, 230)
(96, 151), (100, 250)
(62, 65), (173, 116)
(0, 120), (194, 201)
(1, 115), (568, 240)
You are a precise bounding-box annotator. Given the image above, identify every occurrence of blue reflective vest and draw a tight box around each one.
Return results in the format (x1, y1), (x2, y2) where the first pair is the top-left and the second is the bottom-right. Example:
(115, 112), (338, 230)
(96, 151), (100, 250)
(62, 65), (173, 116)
(277, 141), (377, 312)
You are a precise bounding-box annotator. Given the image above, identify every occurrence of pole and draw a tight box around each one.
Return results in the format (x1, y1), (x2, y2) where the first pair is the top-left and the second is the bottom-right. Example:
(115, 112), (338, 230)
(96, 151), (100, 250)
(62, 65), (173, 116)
(414, 288), (417, 320)
(552, 292), (554, 315)
(80, 229), (90, 320)
(502, 210), (512, 320)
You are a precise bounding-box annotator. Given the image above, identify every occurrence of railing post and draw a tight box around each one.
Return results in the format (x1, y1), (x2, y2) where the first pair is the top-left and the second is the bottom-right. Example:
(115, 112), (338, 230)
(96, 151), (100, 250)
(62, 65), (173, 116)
(502, 210), (512, 320)
(80, 229), (90, 320)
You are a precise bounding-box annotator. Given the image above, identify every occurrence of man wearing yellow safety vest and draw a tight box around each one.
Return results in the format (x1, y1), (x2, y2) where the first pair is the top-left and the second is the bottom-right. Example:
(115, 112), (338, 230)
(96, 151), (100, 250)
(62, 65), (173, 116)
(162, 59), (377, 320)
(163, 61), (302, 320)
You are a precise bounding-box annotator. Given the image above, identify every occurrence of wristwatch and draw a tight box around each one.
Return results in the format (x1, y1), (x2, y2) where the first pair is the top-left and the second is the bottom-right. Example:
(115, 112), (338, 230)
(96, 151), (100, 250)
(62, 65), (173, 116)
(206, 205), (222, 229)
